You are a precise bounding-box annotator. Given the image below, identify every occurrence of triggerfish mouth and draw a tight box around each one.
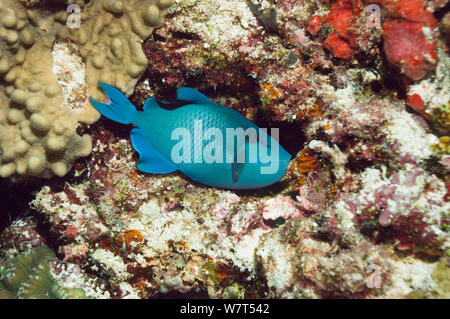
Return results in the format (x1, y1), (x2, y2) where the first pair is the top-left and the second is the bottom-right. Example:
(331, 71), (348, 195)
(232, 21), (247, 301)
(89, 83), (291, 190)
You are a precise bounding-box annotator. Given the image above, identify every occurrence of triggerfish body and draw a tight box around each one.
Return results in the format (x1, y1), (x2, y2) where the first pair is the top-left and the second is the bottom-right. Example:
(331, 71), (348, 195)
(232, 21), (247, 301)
(89, 83), (291, 190)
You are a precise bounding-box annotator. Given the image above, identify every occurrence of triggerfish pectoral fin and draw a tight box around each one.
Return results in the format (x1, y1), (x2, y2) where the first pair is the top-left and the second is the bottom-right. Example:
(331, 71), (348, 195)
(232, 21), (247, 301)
(130, 128), (178, 174)
(231, 162), (244, 183)
(231, 141), (247, 183)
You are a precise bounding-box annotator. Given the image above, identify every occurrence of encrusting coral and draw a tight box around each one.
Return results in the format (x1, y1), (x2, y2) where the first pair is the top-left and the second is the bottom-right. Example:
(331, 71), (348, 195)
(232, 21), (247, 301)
(0, 245), (87, 298)
(0, 0), (449, 299)
(0, 0), (174, 181)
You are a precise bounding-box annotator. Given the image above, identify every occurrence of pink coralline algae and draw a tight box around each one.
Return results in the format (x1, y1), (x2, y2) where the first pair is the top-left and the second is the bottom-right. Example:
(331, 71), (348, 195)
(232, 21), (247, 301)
(212, 193), (241, 222)
(369, 0), (437, 27)
(369, 0), (439, 80)
(339, 166), (450, 254)
(0, 217), (47, 258)
(262, 196), (304, 221)
(60, 242), (90, 263)
(306, 15), (326, 36)
(324, 32), (357, 60)
(305, 0), (439, 80)
(212, 193), (276, 242)
(307, 0), (362, 59)
(407, 93), (430, 119)
(327, 0), (361, 48)
(296, 175), (330, 213)
(383, 20), (438, 81)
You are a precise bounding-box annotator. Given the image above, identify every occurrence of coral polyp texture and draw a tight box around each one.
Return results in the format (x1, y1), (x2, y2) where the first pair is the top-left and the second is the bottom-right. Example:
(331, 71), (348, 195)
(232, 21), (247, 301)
(0, 245), (88, 299)
(0, 0), (174, 181)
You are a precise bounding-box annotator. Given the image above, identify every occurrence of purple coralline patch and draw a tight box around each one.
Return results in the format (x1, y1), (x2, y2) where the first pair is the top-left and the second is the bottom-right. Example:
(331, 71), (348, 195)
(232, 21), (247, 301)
(0, 217), (47, 259)
(296, 174), (330, 212)
(335, 166), (449, 253)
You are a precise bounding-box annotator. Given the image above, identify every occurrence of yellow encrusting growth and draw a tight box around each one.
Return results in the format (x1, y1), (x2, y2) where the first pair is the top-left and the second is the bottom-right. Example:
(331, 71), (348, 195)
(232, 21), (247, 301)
(0, 0), (175, 181)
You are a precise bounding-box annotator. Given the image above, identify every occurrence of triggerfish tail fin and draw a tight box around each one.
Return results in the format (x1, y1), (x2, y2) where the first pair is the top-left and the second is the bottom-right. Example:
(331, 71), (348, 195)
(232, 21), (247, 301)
(130, 128), (178, 174)
(89, 82), (137, 125)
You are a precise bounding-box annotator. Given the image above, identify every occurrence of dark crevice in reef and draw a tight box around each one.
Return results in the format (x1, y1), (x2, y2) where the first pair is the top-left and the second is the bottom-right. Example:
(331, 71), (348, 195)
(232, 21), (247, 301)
(354, 40), (384, 71)
(0, 181), (39, 233)
(247, 1), (279, 34)
(370, 80), (384, 93)
(95, 117), (134, 140)
(381, 71), (407, 100)
(263, 217), (286, 228)
(150, 32), (167, 42)
(345, 153), (374, 174)
(359, 222), (397, 245)
(205, 77), (260, 101)
(29, 206), (61, 253)
(377, 46), (408, 100)
(423, 155), (448, 181)
(234, 178), (292, 197)
(171, 31), (202, 42)
(38, 1), (69, 11)
(350, 40), (407, 100)
(434, 2), (450, 20)
(0, 178), (73, 253)
(254, 112), (307, 158)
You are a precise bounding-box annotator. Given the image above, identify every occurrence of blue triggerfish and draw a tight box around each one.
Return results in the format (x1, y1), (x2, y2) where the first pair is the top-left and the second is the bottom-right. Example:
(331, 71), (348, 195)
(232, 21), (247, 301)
(89, 83), (291, 190)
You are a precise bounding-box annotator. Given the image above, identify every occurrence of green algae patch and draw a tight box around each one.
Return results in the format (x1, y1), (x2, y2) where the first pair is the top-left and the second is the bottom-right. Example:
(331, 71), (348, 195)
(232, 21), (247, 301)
(0, 245), (88, 299)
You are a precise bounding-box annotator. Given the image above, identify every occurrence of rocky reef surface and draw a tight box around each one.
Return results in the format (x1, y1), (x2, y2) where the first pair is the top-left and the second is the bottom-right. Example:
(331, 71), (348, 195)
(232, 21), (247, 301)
(0, 0), (449, 299)
(0, 0), (174, 181)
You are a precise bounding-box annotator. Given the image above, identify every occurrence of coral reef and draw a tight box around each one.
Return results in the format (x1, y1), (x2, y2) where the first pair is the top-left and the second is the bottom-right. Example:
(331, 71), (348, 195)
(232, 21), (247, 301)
(0, 217), (47, 260)
(0, 0), (174, 181)
(303, 0), (439, 81)
(0, 245), (87, 298)
(375, 0), (439, 81)
(0, 218), (113, 299)
(0, 0), (449, 299)
(28, 116), (448, 298)
(383, 20), (437, 81)
(332, 166), (449, 254)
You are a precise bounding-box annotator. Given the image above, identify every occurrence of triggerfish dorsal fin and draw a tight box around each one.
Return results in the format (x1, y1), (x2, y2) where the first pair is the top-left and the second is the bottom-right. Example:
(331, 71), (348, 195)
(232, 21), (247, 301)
(157, 99), (197, 110)
(176, 87), (212, 105)
(130, 128), (178, 174)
